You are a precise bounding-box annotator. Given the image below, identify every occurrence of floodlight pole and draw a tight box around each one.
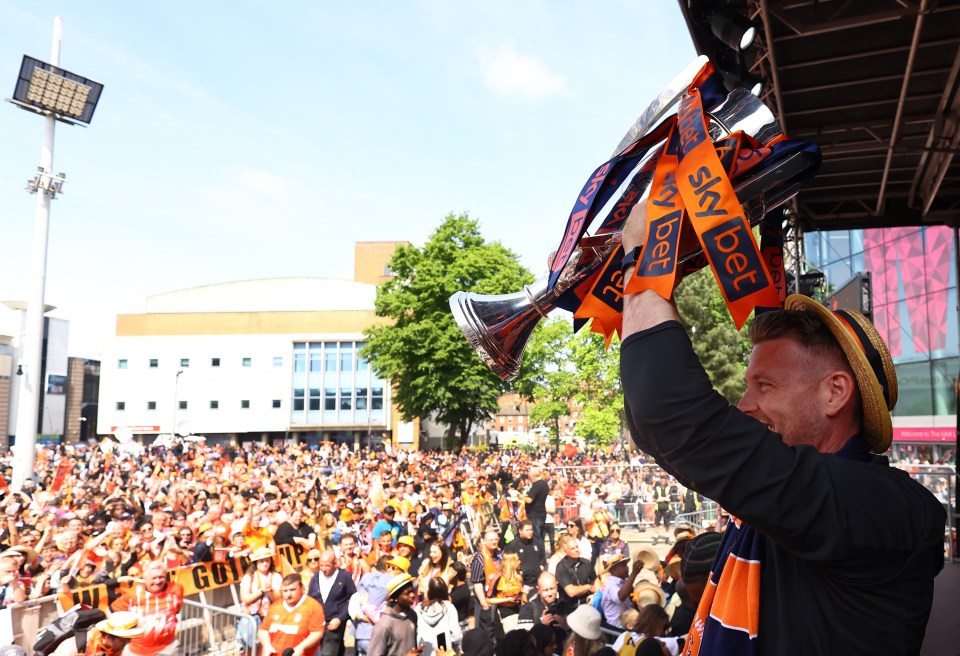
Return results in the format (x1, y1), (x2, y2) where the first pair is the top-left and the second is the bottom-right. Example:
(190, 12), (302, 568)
(12, 17), (63, 490)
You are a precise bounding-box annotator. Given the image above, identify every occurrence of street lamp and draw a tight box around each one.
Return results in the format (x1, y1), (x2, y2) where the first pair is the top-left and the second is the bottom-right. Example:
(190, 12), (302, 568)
(6, 17), (104, 490)
(172, 369), (184, 436)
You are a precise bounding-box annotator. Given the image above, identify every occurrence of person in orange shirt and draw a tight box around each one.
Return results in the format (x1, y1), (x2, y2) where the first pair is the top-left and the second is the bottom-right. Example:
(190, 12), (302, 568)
(110, 561), (184, 656)
(259, 574), (326, 656)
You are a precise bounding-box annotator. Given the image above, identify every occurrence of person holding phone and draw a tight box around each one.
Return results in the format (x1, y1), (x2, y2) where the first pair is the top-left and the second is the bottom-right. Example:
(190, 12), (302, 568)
(415, 577), (461, 656)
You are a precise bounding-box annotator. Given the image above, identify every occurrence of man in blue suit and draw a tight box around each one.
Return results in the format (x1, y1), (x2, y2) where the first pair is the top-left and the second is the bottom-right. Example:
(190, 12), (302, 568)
(307, 550), (357, 656)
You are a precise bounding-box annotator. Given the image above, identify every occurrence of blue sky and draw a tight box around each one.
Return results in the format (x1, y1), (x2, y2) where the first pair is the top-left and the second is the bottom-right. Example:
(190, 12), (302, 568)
(0, 1), (695, 357)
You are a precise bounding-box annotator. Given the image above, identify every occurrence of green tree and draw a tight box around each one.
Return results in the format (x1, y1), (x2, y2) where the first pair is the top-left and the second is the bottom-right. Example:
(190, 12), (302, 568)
(569, 331), (623, 445)
(517, 318), (576, 449)
(517, 318), (623, 447)
(362, 213), (534, 448)
(674, 268), (753, 402)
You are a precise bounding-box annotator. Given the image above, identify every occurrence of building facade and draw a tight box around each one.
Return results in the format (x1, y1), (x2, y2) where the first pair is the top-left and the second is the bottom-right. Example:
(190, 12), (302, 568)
(1, 309), (73, 449)
(805, 225), (957, 464)
(97, 243), (419, 449)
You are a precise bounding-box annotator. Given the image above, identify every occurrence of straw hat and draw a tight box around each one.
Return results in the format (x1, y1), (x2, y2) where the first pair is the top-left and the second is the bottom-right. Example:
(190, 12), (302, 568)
(665, 554), (683, 581)
(566, 605), (602, 640)
(784, 294), (898, 453)
(250, 547), (274, 562)
(0, 545), (38, 567)
(95, 611), (145, 638)
(386, 573), (415, 598)
(673, 526), (696, 541)
(633, 580), (667, 608)
(602, 553), (630, 574)
(633, 546), (660, 571)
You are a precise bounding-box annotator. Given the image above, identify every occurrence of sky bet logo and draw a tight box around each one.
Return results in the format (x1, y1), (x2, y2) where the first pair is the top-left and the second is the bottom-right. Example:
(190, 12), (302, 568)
(702, 218), (767, 301)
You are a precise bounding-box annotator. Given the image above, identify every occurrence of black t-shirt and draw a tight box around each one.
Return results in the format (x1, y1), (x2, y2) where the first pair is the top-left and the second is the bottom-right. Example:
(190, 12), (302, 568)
(273, 521), (311, 547)
(525, 479), (549, 518)
(450, 582), (470, 622)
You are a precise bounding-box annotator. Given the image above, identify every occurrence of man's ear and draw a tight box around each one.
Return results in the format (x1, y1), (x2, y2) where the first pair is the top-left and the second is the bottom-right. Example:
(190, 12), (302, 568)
(821, 370), (857, 418)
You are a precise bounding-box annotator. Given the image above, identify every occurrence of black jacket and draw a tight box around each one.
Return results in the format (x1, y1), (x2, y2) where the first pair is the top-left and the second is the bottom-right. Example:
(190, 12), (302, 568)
(307, 568), (357, 626)
(621, 322), (945, 654)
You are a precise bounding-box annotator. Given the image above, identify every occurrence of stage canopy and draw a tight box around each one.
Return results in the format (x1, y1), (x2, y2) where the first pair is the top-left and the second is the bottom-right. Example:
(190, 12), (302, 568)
(679, 0), (960, 231)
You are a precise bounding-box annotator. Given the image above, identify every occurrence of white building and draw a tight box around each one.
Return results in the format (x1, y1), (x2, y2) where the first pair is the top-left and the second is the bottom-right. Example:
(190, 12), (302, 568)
(97, 243), (419, 448)
(1, 303), (70, 447)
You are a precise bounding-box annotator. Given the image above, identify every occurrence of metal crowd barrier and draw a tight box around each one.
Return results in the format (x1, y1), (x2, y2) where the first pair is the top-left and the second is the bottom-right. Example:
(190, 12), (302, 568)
(1, 593), (60, 650)
(2, 588), (257, 656)
(894, 463), (957, 562)
(179, 596), (258, 656)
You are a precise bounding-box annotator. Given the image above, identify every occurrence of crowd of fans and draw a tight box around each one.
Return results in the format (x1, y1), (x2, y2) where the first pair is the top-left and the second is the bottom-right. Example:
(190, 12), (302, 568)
(0, 438), (949, 655)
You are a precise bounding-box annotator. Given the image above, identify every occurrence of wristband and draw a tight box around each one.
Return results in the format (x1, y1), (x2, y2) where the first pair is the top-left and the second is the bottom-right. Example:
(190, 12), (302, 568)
(621, 246), (642, 277)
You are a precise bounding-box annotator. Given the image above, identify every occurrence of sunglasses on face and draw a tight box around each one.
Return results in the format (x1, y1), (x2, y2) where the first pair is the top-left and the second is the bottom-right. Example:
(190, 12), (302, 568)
(307, 558), (320, 563)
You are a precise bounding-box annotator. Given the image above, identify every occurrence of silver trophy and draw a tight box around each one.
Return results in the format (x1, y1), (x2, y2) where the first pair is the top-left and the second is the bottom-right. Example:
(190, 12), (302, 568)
(450, 59), (816, 381)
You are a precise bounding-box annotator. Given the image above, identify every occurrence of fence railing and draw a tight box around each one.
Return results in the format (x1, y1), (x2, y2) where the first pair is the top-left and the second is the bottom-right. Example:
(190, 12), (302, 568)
(179, 597), (258, 656)
(0, 593), (60, 650)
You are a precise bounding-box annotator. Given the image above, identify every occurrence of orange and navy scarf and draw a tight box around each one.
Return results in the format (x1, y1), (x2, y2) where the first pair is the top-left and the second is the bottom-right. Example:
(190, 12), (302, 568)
(683, 516), (763, 656)
(683, 436), (872, 656)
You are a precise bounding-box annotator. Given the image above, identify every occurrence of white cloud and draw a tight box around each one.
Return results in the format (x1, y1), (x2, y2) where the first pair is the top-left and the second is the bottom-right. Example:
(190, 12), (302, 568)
(478, 41), (568, 102)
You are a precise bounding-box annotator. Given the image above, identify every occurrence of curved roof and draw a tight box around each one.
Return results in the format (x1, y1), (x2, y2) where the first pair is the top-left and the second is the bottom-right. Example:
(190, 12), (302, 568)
(145, 277), (377, 314)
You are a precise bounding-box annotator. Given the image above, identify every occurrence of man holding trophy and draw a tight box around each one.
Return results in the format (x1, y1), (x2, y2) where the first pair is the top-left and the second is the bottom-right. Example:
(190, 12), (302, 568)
(450, 57), (946, 654)
(619, 202), (945, 653)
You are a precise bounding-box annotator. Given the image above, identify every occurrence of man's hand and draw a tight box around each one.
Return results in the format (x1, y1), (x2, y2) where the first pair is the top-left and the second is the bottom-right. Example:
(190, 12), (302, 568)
(540, 610), (557, 625)
(327, 618), (341, 631)
(622, 202), (649, 257)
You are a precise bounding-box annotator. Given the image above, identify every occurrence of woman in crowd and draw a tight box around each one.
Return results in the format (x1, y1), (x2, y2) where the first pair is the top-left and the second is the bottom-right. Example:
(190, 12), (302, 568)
(416, 576), (462, 656)
(562, 605), (606, 656)
(489, 552), (525, 632)
(565, 518), (592, 559)
(417, 540), (455, 594)
(238, 548), (282, 647)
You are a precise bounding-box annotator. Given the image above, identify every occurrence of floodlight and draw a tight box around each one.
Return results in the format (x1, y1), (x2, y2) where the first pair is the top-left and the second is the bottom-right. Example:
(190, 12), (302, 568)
(10, 54), (103, 124)
(711, 8), (756, 52)
(722, 68), (765, 97)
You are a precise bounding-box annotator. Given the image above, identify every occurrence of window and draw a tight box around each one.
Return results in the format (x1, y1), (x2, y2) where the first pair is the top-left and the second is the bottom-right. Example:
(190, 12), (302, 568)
(180, 358), (190, 367)
(210, 400), (219, 409)
(272, 399), (281, 409)
(294, 352), (305, 373)
(340, 387), (352, 410)
(149, 359), (158, 368)
(310, 352), (322, 372)
(179, 401), (187, 410)
(293, 389), (305, 411)
(116, 401), (125, 411)
(242, 357), (252, 367)
(147, 401), (157, 410)
(309, 398), (320, 411)
(273, 357), (283, 367)
(118, 359), (128, 369)
(211, 358), (220, 367)
(340, 346), (354, 372)
(241, 400), (250, 409)
(325, 388), (336, 410)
